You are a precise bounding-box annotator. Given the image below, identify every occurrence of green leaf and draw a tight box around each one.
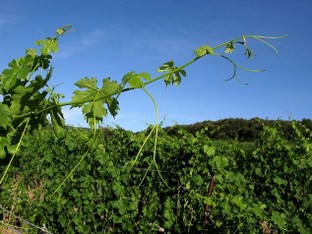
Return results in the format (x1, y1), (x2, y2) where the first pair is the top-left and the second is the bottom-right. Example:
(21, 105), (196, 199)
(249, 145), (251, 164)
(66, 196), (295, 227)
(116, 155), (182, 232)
(113, 199), (127, 215)
(204, 145), (216, 156)
(72, 89), (95, 106)
(10, 58), (31, 80)
(221, 200), (231, 215)
(0, 55), (37, 91)
(157, 60), (175, 73)
(75, 77), (97, 89)
(273, 176), (288, 185)
(185, 181), (191, 190)
(194, 45), (214, 57)
(164, 198), (175, 228)
(49, 106), (66, 138)
(253, 203), (266, 218)
(35, 38), (59, 55)
(72, 77), (121, 127)
(113, 182), (125, 197)
(121, 71), (135, 84)
(127, 72), (151, 88)
(56, 24), (73, 36)
(106, 97), (119, 117)
(100, 78), (120, 117)
(82, 100), (107, 119)
(34, 54), (52, 70)
(255, 167), (262, 176)
(72, 77), (98, 105)
(0, 103), (11, 129)
(56, 27), (66, 36)
(26, 48), (37, 57)
(9, 73), (51, 116)
(271, 211), (287, 230)
(129, 199), (138, 211)
(100, 78), (121, 96)
(225, 42), (235, 54)
(212, 156), (229, 170)
(232, 195), (246, 210)
(1, 68), (18, 92)
(158, 61), (186, 86)
(0, 136), (10, 159)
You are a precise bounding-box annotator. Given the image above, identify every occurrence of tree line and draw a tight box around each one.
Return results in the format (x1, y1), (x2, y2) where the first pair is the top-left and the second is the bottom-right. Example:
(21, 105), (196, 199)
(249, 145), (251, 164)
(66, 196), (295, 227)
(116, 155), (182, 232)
(163, 118), (312, 141)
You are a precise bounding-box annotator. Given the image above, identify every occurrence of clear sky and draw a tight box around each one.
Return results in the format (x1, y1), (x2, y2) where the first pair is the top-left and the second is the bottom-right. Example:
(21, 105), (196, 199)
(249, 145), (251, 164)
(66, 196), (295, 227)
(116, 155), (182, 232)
(1, 0), (311, 131)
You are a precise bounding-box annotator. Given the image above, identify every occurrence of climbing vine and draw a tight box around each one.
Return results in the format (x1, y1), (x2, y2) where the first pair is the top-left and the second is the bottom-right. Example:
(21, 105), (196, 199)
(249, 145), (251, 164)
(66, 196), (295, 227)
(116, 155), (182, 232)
(1, 25), (304, 234)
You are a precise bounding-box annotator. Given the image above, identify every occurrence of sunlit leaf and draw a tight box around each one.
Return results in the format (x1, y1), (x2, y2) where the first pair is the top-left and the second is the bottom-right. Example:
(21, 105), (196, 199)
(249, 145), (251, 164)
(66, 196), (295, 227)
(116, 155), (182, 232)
(194, 45), (214, 57)
(0, 103), (11, 129)
(72, 77), (121, 127)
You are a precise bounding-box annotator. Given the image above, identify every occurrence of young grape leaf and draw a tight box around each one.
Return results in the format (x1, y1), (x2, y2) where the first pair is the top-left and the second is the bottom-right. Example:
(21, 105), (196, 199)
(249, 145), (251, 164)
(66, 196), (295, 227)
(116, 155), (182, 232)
(72, 77), (121, 127)
(122, 71), (135, 85)
(157, 60), (175, 73)
(35, 38), (59, 55)
(26, 48), (37, 57)
(56, 24), (74, 36)
(121, 71), (151, 90)
(100, 78), (120, 117)
(72, 77), (99, 105)
(100, 78), (121, 96)
(225, 42), (235, 54)
(75, 77), (97, 89)
(82, 100), (107, 126)
(194, 45), (214, 58)
(157, 60), (186, 86)
(127, 72), (151, 88)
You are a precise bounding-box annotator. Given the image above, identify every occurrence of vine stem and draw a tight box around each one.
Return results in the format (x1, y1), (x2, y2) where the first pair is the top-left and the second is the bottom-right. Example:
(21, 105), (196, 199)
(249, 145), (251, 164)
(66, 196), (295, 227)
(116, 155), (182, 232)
(11, 34), (287, 122)
(141, 87), (172, 190)
(0, 118), (30, 185)
(130, 125), (156, 170)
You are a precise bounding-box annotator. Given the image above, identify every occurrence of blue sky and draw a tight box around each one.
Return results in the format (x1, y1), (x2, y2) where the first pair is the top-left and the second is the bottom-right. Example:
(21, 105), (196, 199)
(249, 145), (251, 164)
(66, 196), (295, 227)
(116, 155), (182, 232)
(1, 0), (311, 131)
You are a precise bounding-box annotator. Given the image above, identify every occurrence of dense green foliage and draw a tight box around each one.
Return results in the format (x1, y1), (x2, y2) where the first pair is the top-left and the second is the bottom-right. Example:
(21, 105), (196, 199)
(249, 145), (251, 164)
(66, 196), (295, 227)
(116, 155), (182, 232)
(0, 122), (311, 233)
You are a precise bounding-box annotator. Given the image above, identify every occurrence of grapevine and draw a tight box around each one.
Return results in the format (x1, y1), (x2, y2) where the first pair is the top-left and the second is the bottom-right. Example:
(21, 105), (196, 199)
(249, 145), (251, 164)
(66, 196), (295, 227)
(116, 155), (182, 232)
(1, 25), (305, 234)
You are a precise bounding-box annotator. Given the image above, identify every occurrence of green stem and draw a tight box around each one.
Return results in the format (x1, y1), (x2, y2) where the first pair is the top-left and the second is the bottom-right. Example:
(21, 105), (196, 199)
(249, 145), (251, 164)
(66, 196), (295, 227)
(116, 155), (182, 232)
(51, 147), (91, 196)
(130, 125), (156, 170)
(142, 87), (172, 190)
(143, 57), (199, 86)
(138, 161), (153, 188)
(12, 34), (286, 121)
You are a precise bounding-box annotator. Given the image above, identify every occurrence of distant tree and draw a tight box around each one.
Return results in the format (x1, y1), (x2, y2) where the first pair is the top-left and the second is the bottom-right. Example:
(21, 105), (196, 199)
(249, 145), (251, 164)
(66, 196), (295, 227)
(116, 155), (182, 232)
(302, 118), (312, 130)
